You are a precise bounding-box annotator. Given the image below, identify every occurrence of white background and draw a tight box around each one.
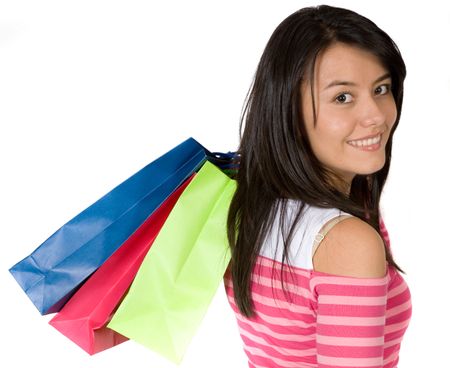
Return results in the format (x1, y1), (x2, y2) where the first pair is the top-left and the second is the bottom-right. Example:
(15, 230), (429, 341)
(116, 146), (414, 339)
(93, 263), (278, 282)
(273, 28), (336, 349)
(1, 1), (449, 367)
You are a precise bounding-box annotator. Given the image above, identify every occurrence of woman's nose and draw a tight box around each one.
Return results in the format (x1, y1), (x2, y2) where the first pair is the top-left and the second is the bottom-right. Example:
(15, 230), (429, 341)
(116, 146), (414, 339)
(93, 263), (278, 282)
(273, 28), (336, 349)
(359, 96), (386, 127)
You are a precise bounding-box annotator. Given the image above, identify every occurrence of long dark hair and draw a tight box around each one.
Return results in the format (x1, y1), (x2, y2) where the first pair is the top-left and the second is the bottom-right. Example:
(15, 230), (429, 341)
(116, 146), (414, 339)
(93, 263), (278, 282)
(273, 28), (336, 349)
(226, 5), (407, 318)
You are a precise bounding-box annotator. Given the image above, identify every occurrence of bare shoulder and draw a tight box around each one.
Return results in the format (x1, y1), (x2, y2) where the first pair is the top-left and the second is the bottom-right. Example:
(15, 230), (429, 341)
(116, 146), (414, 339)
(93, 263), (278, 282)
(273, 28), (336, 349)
(312, 216), (387, 278)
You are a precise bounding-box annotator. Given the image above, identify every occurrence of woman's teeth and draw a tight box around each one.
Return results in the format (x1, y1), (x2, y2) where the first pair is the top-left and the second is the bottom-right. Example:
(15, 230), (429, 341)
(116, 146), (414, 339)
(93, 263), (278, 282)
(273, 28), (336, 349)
(348, 134), (381, 147)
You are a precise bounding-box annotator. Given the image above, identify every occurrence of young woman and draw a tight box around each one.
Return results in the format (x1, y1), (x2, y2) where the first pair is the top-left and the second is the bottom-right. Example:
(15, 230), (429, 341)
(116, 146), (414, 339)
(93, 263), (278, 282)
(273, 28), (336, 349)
(224, 5), (412, 368)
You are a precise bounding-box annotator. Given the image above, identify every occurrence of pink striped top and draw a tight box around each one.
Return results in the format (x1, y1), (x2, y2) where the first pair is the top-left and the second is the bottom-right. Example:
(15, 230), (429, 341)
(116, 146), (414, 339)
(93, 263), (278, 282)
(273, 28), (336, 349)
(224, 203), (412, 368)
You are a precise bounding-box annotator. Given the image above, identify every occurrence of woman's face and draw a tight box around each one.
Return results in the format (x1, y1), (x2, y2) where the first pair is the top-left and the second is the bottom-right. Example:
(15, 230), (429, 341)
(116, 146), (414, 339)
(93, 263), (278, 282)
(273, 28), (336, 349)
(301, 42), (397, 189)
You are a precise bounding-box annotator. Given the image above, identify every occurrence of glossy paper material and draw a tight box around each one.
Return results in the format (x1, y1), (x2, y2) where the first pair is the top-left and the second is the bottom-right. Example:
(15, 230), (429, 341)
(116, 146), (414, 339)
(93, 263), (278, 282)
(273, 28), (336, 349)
(48, 175), (194, 355)
(9, 138), (208, 314)
(107, 161), (236, 364)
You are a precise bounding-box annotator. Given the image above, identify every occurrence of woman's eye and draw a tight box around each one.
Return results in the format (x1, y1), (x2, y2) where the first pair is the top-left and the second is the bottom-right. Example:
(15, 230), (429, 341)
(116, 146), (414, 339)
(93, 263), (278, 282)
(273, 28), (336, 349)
(335, 92), (353, 104)
(375, 84), (390, 95)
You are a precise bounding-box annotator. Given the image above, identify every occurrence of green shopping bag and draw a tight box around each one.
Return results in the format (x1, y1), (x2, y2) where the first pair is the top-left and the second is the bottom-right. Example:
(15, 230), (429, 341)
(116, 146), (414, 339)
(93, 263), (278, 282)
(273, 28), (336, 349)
(107, 160), (236, 364)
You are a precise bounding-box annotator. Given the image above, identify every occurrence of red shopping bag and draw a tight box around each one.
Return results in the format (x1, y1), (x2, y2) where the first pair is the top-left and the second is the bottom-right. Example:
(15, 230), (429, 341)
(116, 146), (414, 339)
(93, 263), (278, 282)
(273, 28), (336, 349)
(48, 174), (195, 355)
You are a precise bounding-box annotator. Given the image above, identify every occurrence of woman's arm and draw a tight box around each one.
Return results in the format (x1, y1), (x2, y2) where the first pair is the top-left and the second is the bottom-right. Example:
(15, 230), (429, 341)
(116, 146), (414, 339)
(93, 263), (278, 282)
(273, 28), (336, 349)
(311, 217), (389, 368)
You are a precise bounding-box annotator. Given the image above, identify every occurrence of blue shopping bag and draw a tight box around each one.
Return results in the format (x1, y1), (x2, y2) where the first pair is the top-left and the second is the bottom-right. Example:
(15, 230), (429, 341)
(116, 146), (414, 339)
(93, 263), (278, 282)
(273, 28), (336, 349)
(9, 137), (236, 315)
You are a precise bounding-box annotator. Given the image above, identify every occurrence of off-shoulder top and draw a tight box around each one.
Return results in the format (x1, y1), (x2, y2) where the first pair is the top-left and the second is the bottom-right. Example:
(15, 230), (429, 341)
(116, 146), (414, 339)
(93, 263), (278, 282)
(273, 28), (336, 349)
(224, 200), (412, 368)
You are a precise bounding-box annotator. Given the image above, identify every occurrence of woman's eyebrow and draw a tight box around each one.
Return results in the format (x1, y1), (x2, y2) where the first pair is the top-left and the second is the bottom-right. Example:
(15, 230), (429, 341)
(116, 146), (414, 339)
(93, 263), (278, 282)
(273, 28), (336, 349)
(323, 72), (391, 90)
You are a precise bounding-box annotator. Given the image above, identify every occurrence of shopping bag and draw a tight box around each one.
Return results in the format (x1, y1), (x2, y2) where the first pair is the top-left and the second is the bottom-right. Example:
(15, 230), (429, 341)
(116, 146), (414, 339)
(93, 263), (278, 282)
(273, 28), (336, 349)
(107, 160), (236, 364)
(48, 174), (195, 355)
(9, 138), (223, 315)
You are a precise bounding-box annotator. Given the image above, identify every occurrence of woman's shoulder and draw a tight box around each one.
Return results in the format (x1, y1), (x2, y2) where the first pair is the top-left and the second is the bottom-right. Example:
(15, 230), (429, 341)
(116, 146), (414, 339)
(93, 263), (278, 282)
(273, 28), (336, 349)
(312, 216), (387, 278)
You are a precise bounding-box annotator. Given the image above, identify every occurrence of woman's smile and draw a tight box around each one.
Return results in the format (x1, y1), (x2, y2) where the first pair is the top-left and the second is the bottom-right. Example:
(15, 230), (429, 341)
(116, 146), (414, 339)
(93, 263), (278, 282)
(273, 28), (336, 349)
(347, 133), (382, 151)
